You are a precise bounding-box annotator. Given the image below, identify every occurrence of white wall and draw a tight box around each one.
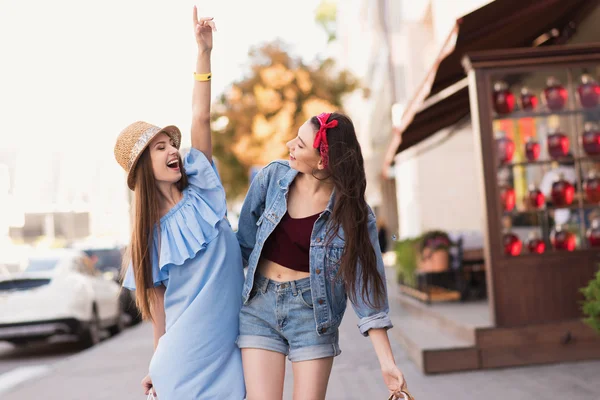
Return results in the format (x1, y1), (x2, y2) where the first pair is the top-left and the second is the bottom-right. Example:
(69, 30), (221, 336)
(391, 0), (491, 239)
(336, 0), (491, 238)
(430, 0), (494, 45)
(395, 148), (422, 238)
(336, 0), (402, 207)
(395, 123), (483, 238)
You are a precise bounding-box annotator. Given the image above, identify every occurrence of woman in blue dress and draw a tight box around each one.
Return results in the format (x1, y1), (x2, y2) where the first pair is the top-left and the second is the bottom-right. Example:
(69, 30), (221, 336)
(114, 8), (245, 400)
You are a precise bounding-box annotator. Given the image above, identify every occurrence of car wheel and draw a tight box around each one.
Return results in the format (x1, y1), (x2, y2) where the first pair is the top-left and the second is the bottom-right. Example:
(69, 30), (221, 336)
(125, 292), (142, 325)
(108, 306), (125, 336)
(7, 339), (29, 347)
(128, 307), (143, 325)
(79, 306), (101, 348)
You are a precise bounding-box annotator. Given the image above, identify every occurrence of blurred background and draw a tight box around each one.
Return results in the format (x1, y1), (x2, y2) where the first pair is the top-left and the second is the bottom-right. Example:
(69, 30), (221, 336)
(0, 0), (485, 252)
(2, 1), (600, 399)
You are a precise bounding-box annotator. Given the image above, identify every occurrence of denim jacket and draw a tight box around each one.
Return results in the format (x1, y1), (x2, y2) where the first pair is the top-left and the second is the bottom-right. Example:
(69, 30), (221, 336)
(236, 160), (393, 336)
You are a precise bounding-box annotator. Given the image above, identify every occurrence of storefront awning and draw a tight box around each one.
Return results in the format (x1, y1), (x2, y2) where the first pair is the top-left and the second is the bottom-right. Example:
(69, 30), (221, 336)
(383, 0), (595, 167)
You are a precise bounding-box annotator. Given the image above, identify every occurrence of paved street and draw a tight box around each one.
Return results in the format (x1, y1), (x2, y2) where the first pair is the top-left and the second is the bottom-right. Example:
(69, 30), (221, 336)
(0, 340), (79, 376)
(0, 340), (80, 396)
(1, 302), (599, 400)
(0, 320), (134, 397)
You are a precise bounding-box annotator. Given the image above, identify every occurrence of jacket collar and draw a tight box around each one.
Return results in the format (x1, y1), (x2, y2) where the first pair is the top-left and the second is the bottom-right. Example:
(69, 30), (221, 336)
(278, 167), (336, 215)
(277, 167), (298, 191)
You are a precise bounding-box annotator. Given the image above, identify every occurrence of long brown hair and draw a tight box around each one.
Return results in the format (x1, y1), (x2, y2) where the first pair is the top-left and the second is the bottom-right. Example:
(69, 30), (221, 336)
(125, 149), (187, 320)
(310, 112), (385, 309)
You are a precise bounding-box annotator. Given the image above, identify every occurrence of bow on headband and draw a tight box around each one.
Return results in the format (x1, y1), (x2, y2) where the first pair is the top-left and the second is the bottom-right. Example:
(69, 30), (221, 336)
(313, 113), (338, 169)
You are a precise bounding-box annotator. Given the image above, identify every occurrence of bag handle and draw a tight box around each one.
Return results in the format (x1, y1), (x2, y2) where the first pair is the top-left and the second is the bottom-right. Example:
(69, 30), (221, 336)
(388, 389), (415, 400)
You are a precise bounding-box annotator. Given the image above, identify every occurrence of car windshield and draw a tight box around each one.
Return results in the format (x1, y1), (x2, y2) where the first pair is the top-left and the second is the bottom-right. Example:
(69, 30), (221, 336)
(24, 257), (60, 272)
(82, 249), (122, 272)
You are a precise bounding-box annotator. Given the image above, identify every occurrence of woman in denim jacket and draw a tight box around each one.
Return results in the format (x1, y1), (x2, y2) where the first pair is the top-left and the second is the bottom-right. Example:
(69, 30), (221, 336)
(236, 112), (407, 399)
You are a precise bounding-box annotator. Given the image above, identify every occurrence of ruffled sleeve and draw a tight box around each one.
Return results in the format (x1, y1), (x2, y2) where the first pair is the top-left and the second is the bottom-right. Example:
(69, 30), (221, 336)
(154, 147), (228, 271)
(185, 148), (224, 194)
(122, 260), (169, 291)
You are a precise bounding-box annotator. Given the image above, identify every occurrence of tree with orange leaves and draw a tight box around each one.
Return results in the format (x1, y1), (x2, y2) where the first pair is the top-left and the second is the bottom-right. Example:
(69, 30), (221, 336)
(211, 41), (358, 199)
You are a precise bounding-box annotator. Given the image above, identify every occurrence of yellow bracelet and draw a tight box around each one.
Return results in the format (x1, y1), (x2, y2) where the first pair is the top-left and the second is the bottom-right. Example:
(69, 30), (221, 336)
(193, 72), (212, 82)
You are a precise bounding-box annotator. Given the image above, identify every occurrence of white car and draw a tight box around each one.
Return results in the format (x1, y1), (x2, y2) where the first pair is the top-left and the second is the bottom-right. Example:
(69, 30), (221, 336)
(0, 248), (124, 347)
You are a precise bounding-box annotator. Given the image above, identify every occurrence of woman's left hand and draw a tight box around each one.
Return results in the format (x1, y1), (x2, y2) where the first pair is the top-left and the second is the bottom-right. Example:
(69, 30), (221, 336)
(193, 5), (216, 52)
(381, 363), (407, 399)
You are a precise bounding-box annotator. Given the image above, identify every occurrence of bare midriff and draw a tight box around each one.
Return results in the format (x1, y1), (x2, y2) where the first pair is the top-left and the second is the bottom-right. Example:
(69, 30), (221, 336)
(257, 257), (310, 282)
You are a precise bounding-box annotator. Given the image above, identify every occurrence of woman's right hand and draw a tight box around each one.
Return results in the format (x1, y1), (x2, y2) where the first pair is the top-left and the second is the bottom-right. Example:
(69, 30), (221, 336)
(193, 5), (216, 52)
(141, 374), (156, 397)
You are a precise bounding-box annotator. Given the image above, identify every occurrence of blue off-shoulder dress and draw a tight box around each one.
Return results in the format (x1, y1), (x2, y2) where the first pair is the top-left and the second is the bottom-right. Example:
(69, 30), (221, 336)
(123, 148), (245, 400)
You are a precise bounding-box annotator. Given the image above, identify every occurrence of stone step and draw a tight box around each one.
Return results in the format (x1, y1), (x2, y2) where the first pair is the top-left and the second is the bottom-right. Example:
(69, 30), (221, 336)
(390, 286), (492, 344)
(388, 312), (479, 374)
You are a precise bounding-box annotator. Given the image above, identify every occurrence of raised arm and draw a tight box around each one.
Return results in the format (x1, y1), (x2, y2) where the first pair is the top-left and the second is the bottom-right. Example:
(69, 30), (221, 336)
(191, 6), (216, 160)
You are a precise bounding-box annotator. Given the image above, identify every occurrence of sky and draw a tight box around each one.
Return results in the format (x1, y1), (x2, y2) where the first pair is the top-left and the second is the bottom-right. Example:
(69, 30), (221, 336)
(0, 0), (328, 153)
(0, 0), (328, 213)
(0, 0), (492, 233)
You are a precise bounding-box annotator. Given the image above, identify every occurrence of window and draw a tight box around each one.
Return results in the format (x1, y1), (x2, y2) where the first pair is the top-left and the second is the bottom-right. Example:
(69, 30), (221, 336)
(24, 257), (59, 273)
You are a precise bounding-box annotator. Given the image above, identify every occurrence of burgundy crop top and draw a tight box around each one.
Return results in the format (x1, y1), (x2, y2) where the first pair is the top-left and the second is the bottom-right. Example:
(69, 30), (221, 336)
(261, 211), (320, 273)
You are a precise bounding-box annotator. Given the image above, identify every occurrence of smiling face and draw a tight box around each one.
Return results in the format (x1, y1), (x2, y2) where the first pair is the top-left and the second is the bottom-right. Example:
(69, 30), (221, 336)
(149, 132), (182, 186)
(286, 119), (323, 173)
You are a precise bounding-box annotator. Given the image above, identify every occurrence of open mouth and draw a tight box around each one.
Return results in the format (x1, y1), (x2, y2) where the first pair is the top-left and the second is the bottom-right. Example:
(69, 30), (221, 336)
(167, 159), (180, 170)
(289, 154), (296, 161)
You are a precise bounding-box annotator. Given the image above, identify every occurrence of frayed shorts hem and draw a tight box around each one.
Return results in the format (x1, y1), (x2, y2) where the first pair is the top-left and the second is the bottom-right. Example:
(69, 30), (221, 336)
(236, 335), (341, 362)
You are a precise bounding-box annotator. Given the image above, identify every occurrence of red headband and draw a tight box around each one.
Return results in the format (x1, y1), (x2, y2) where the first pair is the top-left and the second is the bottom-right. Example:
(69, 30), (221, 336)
(313, 113), (338, 169)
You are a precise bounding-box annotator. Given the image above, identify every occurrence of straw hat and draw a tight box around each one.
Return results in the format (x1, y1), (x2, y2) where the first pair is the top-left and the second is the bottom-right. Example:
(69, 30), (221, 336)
(114, 121), (182, 190)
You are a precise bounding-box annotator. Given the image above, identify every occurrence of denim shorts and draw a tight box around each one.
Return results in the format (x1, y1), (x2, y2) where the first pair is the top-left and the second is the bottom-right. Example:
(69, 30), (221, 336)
(236, 274), (341, 362)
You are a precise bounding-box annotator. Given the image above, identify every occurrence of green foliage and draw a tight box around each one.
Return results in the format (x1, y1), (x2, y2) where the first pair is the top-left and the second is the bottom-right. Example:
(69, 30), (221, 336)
(394, 237), (420, 286)
(394, 230), (452, 286)
(581, 269), (600, 334)
(315, 0), (338, 43)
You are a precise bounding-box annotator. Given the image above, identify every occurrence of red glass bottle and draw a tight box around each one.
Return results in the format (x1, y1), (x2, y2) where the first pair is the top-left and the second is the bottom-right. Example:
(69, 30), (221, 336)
(496, 132), (515, 164)
(503, 232), (522, 256)
(528, 185), (545, 209)
(519, 87), (538, 111)
(543, 77), (568, 111)
(547, 130), (570, 159)
(551, 226), (577, 251)
(527, 232), (546, 254)
(587, 219), (600, 247)
(501, 185), (516, 212)
(551, 175), (575, 207)
(525, 137), (541, 162)
(577, 74), (600, 109)
(492, 81), (515, 115)
(584, 170), (600, 203)
(582, 122), (600, 156)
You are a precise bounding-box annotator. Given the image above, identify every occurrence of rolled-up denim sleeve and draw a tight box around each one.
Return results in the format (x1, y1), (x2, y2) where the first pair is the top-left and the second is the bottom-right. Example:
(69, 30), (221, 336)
(236, 166), (268, 267)
(351, 214), (393, 337)
(357, 312), (393, 336)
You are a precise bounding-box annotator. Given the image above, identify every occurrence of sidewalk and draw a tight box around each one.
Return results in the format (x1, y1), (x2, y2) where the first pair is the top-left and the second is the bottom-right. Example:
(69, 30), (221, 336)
(3, 298), (600, 399)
